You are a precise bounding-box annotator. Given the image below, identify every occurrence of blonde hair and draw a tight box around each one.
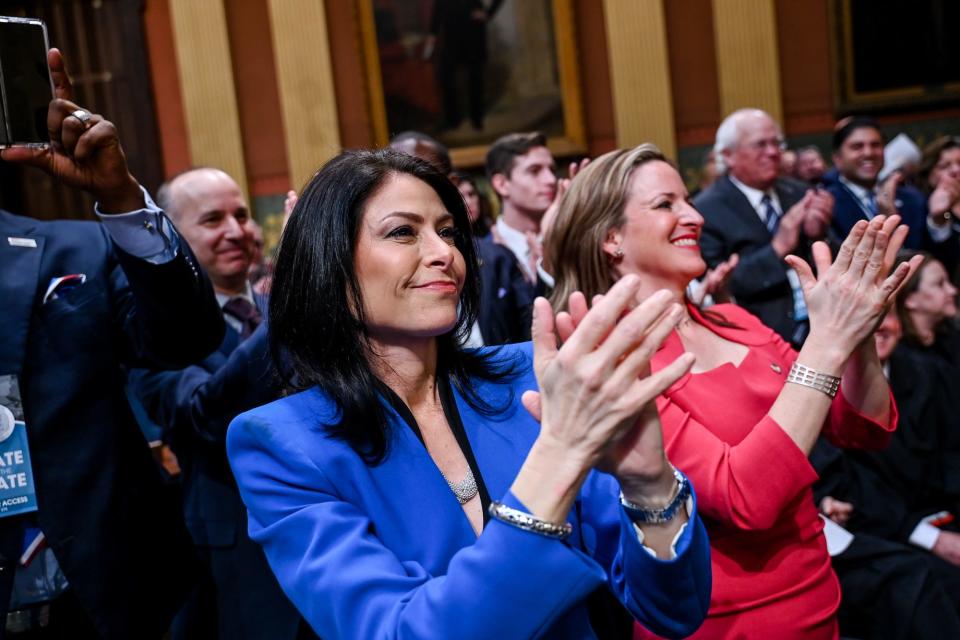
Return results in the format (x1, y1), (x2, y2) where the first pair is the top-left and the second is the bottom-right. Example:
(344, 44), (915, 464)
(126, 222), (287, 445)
(545, 144), (668, 312)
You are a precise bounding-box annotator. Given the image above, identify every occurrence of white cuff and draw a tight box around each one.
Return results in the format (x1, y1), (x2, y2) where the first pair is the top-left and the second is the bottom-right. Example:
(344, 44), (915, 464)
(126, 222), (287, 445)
(631, 496), (692, 560)
(96, 186), (179, 264)
(926, 214), (953, 243)
(909, 520), (942, 551)
(820, 515), (854, 556)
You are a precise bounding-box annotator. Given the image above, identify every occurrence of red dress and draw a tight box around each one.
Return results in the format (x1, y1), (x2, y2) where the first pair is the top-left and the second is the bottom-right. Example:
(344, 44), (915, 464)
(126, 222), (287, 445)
(636, 304), (896, 640)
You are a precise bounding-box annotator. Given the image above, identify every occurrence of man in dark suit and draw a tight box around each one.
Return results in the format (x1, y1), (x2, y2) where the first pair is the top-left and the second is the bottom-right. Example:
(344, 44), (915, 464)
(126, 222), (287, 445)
(127, 168), (306, 640)
(473, 236), (534, 345)
(695, 108), (834, 346)
(470, 132), (559, 345)
(822, 116), (956, 270)
(0, 51), (223, 638)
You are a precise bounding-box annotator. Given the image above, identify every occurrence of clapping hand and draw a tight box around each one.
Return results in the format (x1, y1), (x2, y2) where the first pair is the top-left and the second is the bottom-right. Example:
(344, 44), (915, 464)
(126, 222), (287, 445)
(690, 254), (739, 305)
(523, 278), (693, 492)
(819, 496), (853, 526)
(0, 49), (142, 213)
(802, 188), (834, 240)
(772, 194), (809, 257)
(283, 190), (298, 230)
(785, 215), (921, 370)
(540, 158), (590, 246)
(929, 175), (960, 222)
(876, 173), (902, 218)
(933, 530), (960, 567)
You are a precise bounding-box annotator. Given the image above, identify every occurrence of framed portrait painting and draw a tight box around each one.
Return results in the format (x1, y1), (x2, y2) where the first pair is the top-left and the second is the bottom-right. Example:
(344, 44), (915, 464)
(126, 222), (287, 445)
(358, 0), (586, 166)
(830, 0), (960, 113)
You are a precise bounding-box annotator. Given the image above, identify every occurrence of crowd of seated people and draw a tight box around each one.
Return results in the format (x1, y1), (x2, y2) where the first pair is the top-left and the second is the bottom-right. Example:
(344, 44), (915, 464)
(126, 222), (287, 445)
(5, 42), (960, 640)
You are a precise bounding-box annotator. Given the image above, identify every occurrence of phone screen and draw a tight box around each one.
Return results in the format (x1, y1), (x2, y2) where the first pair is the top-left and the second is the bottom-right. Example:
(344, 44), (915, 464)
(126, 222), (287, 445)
(0, 18), (52, 147)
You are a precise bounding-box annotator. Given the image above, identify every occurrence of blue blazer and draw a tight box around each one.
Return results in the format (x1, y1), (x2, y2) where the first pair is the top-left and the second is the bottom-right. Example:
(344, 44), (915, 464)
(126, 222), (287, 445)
(0, 208), (223, 638)
(823, 173), (930, 249)
(227, 343), (711, 640)
(128, 297), (304, 639)
(129, 296), (275, 547)
(823, 175), (960, 272)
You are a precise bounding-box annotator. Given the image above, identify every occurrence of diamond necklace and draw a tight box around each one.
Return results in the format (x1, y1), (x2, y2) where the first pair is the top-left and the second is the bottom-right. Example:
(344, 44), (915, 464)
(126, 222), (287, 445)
(443, 468), (478, 504)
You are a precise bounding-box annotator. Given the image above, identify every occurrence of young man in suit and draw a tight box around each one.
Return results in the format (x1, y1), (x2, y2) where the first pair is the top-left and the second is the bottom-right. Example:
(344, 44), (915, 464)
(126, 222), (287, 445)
(471, 132), (561, 345)
(695, 108), (834, 346)
(823, 117), (956, 269)
(0, 50), (223, 638)
(128, 168), (307, 640)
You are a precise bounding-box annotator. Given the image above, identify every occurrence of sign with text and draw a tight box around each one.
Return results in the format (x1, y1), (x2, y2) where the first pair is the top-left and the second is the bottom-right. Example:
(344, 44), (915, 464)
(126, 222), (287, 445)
(0, 375), (37, 517)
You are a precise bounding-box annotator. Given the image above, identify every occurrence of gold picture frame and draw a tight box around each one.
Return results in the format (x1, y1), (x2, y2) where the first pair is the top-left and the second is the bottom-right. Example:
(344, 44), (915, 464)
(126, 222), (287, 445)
(357, 0), (586, 167)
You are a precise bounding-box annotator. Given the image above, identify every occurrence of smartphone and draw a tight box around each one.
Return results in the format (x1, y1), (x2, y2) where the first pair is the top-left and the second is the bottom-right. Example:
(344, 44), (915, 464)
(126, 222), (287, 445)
(0, 16), (53, 148)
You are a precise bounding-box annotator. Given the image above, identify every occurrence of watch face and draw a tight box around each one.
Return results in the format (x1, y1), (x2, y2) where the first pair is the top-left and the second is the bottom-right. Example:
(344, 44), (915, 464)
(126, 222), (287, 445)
(0, 405), (15, 442)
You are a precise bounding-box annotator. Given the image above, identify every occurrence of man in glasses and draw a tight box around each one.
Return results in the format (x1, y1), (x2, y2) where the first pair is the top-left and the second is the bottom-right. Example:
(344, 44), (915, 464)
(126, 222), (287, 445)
(696, 108), (834, 346)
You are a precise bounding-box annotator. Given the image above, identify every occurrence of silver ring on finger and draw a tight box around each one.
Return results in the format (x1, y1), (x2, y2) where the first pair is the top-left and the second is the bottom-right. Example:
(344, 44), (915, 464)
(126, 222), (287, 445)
(69, 109), (94, 130)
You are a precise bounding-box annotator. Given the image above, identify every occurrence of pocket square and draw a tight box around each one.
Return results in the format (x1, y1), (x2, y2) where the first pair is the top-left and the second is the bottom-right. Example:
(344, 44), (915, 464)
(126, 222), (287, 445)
(43, 274), (87, 304)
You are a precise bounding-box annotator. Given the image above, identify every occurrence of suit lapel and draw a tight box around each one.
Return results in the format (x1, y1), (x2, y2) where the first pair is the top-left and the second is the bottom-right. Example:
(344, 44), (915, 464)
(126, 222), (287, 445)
(219, 322), (241, 355)
(774, 179), (805, 212)
(253, 292), (269, 316)
(0, 214), (45, 374)
(717, 176), (771, 240)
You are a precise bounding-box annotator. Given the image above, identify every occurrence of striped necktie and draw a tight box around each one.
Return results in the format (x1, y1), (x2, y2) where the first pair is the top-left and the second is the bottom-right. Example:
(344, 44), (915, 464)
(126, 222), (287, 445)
(761, 194), (781, 234)
(866, 191), (878, 218)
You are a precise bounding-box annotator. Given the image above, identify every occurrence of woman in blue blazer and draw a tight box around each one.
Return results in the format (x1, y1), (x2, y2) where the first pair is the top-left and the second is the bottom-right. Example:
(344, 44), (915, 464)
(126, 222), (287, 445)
(227, 149), (711, 639)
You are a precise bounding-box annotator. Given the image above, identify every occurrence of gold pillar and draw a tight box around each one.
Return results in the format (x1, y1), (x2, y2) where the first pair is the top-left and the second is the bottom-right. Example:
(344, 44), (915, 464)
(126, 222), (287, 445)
(266, 0), (341, 192)
(711, 0), (783, 123)
(168, 0), (248, 195)
(602, 0), (676, 158)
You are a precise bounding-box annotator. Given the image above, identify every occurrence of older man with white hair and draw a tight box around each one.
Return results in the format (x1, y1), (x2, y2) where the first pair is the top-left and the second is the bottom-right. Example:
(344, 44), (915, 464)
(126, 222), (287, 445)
(694, 108), (834, 346)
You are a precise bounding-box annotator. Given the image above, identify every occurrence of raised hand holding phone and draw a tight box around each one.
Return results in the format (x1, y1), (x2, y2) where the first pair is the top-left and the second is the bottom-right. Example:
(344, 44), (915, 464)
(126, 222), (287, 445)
(0, 48), (143, 213)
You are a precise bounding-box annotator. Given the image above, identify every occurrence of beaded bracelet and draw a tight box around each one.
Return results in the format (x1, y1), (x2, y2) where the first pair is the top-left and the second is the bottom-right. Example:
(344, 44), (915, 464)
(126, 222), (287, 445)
(488, 502), (573, 540)
(786, 362), (840, 399)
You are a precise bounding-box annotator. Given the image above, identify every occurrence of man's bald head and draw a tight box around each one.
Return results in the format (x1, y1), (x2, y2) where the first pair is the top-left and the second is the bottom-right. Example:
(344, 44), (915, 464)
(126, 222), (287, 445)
(158, 168), (253, 296)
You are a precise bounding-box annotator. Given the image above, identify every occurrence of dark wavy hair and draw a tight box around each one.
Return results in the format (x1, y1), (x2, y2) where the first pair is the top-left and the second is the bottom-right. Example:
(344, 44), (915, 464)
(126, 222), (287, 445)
(894, 249), (937, 346)
(270, 148), (516, 464)
(918, 136), (960, 194)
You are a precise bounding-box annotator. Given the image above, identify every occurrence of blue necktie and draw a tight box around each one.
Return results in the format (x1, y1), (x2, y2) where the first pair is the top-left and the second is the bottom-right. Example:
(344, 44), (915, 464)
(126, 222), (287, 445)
(761, 194), (780, 234)
(866, 192), (878, 218)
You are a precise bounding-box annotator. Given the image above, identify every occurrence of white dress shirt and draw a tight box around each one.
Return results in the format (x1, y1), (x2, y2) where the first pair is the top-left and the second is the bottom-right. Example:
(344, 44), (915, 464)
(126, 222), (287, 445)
(495, 217), (537, 282)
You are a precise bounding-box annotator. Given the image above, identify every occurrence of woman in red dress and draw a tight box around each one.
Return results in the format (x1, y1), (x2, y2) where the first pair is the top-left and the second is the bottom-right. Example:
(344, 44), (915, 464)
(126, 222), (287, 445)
(544, 145), (920, 639)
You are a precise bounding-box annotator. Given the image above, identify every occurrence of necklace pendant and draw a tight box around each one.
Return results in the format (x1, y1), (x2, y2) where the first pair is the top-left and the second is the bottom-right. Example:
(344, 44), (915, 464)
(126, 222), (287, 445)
(445, 468), (479, 504)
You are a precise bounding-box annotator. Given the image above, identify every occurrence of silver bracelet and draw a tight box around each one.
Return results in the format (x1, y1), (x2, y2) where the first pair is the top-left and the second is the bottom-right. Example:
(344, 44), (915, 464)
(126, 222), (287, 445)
(786, 362), (840, 398)
(488, 502), (573, 540)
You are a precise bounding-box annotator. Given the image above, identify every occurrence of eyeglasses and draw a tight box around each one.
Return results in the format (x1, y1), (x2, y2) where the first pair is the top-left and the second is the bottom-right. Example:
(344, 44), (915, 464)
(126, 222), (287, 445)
(742, 137), (787, 153)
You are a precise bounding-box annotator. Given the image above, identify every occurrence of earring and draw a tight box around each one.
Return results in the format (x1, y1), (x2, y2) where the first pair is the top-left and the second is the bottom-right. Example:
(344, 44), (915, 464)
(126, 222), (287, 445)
(614, 247), (624, 259)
